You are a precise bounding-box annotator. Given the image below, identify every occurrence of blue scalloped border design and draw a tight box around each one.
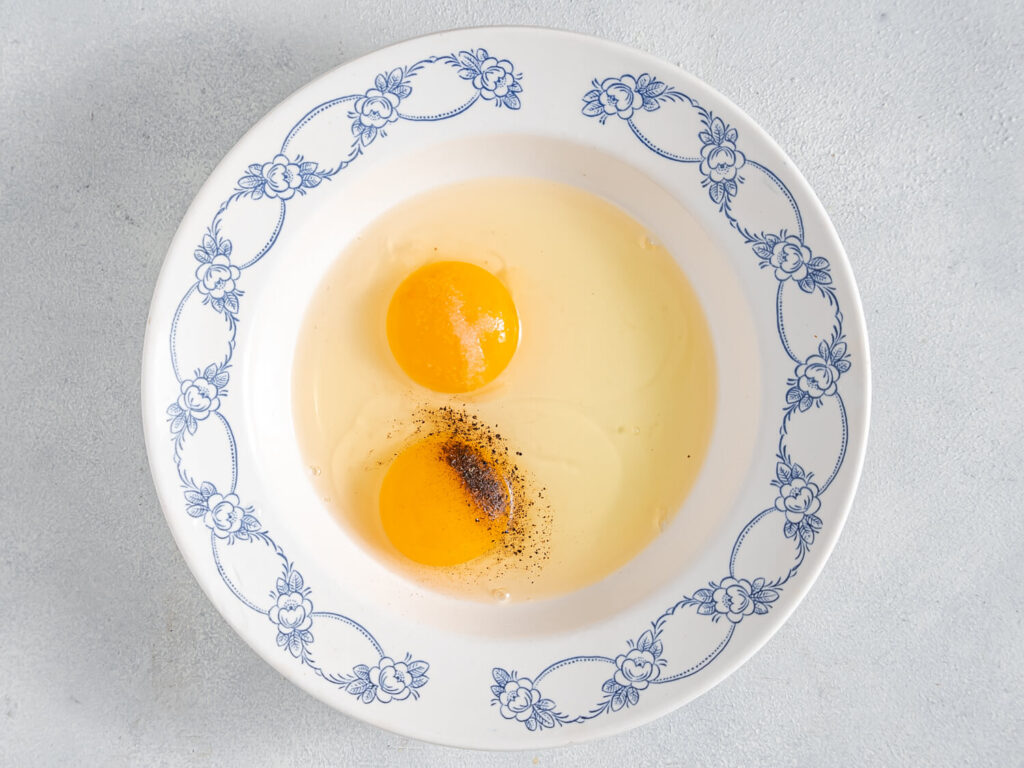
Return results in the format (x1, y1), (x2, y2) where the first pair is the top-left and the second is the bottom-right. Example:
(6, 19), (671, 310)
(488, 73), (852, 731)
(164, 48), (524, 706)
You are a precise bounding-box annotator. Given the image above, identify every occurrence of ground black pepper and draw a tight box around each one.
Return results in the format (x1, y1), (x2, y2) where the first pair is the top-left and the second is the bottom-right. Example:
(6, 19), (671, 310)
(439, 439), (509, 519)
(389, 404), (553, 593)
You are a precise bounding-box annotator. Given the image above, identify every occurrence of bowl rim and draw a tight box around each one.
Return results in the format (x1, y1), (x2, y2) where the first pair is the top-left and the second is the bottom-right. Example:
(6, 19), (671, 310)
(142, 25), (871, 749)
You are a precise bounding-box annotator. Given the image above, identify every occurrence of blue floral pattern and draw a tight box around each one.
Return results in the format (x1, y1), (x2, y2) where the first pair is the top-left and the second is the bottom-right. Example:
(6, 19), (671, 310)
(787, 338), (851, 411)
(597, 629), (666, 713)
(439, 48), (522, 109)
(166, 362), (229, 437)
(183, 481), (261, 543)
(235, 153), (329, 201)
(269, 566), (314, 658)
(689, 577), (781, 623)
(773, 458), (824, 549)
(698, 115), (746, 209)
(152, 42), (863, 735)
(193, 225), (242, 317)
(161, 46), (528, 708)
(591, 77), (643, 119)
(481, 68), (858, 732)
(751, 231), (833, 293)
(350, 69), (412, 146)
(582, 74), (670, 121)
(490, 669), (564, 731)
(339, 656), (430, 704)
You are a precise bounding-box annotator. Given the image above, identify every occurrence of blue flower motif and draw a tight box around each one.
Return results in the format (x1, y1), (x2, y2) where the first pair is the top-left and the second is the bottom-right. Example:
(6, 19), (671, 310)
(613, 647), (660, 690)
(444, 49), (522, 109)
(269, 567), (314, 658)
(773, 461), (823, 546)
(774, 463), (820, 524)
(594, 629), (666, 712)
(166, 363), (229, 435)
(350, 69), (413, 146)
(581, 73), (668, 123)
(693, 576), (779, 624)
(342, 655), (429, 703)
(235, 153), (327, 200)
(183, 482), (261, 541)
(752, 232), (832, 293)
(698, 115), (746, 208)
(786, 339), (851, 411)
(354, 88), (400, 128)
(490, 668), (560, 730)
(193, 227), (242, 315)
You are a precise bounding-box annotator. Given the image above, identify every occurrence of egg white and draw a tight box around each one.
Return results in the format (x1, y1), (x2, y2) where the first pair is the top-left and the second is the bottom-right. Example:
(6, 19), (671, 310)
(293, 177), (716, 602)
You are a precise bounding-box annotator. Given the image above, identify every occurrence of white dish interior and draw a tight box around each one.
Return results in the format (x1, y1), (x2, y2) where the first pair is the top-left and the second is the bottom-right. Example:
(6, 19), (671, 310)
(241, 135), (761, 636)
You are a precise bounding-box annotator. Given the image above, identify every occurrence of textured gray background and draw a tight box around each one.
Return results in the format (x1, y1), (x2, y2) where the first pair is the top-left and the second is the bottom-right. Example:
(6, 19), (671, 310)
(2, 0), (1022, 765)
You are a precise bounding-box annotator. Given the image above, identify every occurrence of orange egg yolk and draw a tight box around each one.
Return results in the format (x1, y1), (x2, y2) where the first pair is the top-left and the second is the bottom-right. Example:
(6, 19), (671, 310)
(386, 261), (519, 393)
(379, 437), (510, 566)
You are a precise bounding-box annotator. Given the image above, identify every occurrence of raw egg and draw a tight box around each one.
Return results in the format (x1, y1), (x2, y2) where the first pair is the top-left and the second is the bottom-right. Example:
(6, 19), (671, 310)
(386, 261), (520, 393)
(378, 436), (510, 566)
(293, 177), (716, 602)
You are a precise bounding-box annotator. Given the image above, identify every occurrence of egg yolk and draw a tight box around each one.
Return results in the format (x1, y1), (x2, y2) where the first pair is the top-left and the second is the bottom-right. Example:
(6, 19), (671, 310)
(379, 437), (510, 566)
(386, 261), (519, 393)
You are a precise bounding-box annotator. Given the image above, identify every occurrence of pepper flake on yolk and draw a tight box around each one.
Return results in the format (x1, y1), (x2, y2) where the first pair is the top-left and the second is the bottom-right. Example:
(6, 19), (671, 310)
(386, 261), (520, 393)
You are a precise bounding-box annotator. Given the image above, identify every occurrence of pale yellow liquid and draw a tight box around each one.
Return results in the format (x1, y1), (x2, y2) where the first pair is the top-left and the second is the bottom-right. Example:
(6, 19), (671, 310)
(293, 178), (716, 602)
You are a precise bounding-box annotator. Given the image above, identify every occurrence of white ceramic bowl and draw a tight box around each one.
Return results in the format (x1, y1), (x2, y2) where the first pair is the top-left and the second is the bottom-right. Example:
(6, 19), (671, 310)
(142, 27), (870, 749)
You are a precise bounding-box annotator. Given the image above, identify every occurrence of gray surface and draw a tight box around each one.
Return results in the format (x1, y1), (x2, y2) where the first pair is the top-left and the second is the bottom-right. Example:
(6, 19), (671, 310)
(1, 0), (1022, 765)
